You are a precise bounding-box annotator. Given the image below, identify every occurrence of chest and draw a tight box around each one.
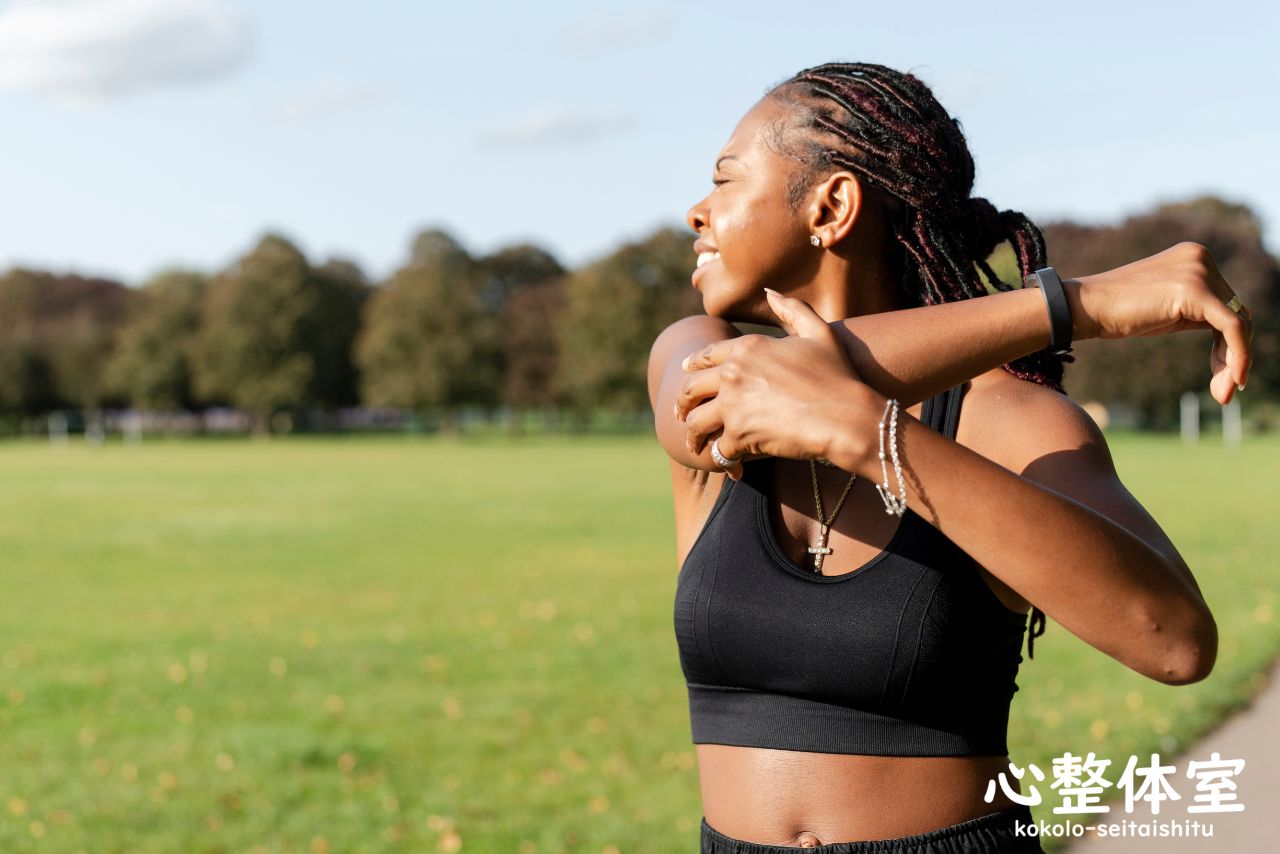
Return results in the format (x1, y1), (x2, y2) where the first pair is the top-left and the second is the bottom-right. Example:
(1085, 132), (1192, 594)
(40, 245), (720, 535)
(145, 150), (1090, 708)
(674, 474), (1028, 715)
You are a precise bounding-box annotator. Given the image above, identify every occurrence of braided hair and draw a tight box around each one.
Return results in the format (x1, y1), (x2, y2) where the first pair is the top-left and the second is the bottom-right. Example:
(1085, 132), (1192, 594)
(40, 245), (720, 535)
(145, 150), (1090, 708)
(767, 61), (1057, 658)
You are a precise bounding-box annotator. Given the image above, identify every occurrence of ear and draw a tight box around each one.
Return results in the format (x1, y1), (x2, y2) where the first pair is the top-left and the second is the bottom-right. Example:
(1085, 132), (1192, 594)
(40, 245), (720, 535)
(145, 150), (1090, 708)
(805, 170), (863, 248)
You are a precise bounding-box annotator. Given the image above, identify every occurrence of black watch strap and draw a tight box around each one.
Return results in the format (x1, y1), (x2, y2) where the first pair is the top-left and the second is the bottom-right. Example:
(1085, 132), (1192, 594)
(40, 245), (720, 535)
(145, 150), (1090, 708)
(1026, 267), (1074, 355)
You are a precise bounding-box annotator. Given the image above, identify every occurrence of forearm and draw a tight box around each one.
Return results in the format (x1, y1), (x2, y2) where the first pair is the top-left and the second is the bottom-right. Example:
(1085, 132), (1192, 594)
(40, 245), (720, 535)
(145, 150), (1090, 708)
(830, 280), (1091, 405)
(825, 390), (1214, 684)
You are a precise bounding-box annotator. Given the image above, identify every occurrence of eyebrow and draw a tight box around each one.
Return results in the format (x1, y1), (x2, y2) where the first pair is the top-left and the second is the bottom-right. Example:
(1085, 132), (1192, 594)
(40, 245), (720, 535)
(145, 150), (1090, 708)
(714, 155), (740, 171)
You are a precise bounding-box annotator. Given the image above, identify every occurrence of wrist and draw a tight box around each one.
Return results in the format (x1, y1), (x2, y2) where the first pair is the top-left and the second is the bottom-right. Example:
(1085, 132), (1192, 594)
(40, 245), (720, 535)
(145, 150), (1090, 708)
(1063, 276), (1099, 341)
(822, 381), (885, 479)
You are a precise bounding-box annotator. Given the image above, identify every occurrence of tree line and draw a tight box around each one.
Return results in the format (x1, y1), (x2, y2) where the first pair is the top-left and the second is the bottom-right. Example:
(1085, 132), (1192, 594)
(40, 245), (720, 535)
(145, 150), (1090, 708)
(0, 195), (1275, 434)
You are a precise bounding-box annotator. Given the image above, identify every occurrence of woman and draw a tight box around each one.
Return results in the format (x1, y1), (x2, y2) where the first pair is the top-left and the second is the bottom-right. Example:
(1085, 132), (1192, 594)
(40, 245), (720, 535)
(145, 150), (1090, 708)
(647, 63), (1254, 852)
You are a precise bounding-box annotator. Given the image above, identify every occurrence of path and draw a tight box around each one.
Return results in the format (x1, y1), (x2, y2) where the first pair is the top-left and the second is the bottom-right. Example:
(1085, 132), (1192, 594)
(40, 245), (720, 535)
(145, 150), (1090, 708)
(1057, 656), (1279, 853)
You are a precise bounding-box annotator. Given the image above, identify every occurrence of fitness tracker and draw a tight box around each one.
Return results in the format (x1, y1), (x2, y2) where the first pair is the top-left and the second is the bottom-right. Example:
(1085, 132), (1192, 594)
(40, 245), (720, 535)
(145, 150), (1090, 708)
(1024, 266), (1074, 355)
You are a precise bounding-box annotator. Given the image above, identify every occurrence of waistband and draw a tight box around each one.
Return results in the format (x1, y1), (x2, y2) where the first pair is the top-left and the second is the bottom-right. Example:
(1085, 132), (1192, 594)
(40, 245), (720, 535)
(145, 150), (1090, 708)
(699, 804), (1044, 853)
(688, 683), (1008, 757)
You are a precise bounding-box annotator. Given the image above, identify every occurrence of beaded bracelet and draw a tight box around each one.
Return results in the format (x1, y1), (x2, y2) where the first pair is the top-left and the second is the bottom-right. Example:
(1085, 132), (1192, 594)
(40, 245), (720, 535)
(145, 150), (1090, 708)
(875, 398), (908, 517)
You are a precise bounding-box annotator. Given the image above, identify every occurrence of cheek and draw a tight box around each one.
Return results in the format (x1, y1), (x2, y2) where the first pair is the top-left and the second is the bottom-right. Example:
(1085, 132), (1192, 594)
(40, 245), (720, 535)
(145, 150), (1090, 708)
(719, 195), (791, 265)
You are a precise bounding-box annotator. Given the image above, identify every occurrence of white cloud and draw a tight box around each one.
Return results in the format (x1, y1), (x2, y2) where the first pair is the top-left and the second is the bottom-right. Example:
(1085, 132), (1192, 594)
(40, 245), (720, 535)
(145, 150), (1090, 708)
(478, 106), (636, 148)
(272, 80), (393, 124)
(0, 0), (253, 101)
(553, 11), (675, 56)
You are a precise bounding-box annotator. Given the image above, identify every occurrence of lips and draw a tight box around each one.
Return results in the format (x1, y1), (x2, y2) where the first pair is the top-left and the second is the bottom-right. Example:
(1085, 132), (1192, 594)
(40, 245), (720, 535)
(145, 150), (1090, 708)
(692, 239), (720, 287)
(691, 251), (720, 287)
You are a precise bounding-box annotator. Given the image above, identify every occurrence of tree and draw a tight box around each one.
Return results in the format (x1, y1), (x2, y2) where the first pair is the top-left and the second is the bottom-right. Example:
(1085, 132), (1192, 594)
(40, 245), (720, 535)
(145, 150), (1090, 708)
(103, 270), (208, 410)
(1043, 196), (1280, 427)
(556, 226), (703, 415)
(355, 229), (497, 429)
(0, 331), (53, 418)
(477, 245), (566, 418)
(503, 277), (566, 414)
(191, 234), (364, 432)
(308, 258), (371, 408)
(0, 268), (131, 415)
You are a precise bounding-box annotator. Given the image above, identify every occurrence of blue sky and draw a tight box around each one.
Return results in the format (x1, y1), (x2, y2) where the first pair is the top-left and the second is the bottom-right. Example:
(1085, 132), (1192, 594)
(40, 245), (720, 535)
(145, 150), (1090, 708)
(0, 0), (1276, 285)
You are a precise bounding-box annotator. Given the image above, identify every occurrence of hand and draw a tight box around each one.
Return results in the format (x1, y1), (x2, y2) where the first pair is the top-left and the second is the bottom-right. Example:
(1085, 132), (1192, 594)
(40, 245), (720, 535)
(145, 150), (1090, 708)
(675, 288), (878, 481)
(1077, 242), (1254, 405)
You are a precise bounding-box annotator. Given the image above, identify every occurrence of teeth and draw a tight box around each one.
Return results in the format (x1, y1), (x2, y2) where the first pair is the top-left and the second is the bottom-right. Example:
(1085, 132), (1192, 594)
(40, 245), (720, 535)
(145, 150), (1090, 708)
(696, 251), (721, 268)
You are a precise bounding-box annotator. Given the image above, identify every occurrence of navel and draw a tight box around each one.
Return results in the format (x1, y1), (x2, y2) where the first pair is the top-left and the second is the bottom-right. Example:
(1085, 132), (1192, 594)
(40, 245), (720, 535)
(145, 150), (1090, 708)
(793, 830), (823, 847)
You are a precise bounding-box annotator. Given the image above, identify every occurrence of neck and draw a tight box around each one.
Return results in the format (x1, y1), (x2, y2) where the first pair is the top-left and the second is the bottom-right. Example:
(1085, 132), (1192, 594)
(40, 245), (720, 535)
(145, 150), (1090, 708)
(796, 251), (907, 323)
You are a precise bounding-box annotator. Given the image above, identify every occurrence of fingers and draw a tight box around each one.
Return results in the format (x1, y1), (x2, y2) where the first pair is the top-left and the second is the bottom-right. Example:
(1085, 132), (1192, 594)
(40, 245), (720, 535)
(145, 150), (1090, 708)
(683, 398), (724, 457)
(1202, 295), (1254, 392)
(684, 399), (745, 479)
(764, 288), (831, 338)
(674, 366), (721, 422)
(763, 288), (796, 335)
(1192, 246), (1253, 391)
(682, 339), (733, 371)
(1209, 333), (1232, 406)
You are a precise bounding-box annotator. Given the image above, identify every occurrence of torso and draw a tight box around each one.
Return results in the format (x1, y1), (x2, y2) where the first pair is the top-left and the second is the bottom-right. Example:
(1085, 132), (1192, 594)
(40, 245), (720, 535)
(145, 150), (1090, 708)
(668, 369), (1031, 845)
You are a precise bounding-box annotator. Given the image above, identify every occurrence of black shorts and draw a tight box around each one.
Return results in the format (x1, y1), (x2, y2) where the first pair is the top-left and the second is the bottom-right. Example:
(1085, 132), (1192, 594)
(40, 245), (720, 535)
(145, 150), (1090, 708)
(699, 804), (1046, 853)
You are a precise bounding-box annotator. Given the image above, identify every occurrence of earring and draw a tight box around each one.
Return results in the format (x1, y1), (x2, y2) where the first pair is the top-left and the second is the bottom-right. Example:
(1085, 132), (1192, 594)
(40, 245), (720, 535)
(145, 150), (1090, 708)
(810, 234), (821, 247)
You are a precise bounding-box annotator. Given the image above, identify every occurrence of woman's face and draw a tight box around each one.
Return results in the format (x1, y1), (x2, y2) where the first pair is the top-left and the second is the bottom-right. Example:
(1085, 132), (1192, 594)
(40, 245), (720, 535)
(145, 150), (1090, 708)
(685, 96), (816, 321)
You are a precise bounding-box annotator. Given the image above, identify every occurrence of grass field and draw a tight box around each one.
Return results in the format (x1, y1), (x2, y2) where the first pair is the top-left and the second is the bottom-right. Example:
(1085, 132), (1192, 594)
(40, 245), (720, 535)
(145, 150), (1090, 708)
(0, 430), (1276, 853)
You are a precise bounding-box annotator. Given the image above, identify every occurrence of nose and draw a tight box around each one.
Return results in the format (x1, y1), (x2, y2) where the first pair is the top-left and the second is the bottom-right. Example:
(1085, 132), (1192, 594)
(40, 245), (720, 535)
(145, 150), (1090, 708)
(686, 194), (710, 234)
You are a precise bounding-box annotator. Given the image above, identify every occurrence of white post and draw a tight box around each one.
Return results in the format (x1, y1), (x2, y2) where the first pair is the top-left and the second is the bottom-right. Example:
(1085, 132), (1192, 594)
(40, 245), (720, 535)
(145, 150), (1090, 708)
(1180, 392), (1200, 445)
(86, 415), (105, 446)
(48, 411), (69, 446)
(1222, 397), (1242, 448)
(124, 412), (143, 445)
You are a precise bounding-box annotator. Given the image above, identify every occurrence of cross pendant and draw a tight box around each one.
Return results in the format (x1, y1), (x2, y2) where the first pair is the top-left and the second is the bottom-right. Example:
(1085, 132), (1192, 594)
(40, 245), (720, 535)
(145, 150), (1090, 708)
(808, 524), (832, 573)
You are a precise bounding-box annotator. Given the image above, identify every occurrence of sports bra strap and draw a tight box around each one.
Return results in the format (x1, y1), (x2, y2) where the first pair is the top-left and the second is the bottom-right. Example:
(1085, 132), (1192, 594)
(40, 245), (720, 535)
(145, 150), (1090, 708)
(941, 382), (967, 440)
(918, 384), (963, 438)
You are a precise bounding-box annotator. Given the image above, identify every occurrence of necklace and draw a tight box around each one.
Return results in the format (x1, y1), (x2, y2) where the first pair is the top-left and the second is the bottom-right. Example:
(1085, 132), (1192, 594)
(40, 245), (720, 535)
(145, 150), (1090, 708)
(807, 460), (858, 574)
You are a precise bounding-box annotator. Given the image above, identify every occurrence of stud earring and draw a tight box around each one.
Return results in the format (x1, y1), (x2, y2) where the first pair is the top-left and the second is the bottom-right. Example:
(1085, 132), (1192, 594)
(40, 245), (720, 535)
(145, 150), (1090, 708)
(810, 234), (821, 247)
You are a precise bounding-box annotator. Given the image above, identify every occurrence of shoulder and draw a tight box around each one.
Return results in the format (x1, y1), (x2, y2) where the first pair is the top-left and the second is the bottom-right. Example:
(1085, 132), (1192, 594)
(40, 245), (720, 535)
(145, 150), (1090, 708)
(957, 368), (1114, 477)
(646, 314), (739, 408)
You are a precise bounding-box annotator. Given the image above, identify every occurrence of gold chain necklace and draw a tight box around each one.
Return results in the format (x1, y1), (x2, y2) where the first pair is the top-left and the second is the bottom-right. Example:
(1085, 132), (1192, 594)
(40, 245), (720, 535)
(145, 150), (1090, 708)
(807, 459), (858, 573)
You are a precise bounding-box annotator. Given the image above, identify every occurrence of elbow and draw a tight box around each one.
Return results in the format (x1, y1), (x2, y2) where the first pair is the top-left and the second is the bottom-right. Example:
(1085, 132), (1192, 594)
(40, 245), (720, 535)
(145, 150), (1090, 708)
(1154, 605), (1218, 686)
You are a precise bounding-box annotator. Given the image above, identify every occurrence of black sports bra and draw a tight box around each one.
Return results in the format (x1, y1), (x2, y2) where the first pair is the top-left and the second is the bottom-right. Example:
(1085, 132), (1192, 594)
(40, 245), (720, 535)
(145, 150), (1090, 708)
(673, 383), (1032, 757)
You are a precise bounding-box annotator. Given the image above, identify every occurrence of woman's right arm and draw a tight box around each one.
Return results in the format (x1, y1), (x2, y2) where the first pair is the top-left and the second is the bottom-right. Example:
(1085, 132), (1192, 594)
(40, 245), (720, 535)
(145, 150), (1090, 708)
(648, 314), (744, 471)
(827, 242), (1251, 408)
(658, 242), (1253, 472)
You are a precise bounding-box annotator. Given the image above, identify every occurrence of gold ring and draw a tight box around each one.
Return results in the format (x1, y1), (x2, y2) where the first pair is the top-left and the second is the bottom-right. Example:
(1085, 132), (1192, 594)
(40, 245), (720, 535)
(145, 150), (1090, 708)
(1226, 295), (1245, 314)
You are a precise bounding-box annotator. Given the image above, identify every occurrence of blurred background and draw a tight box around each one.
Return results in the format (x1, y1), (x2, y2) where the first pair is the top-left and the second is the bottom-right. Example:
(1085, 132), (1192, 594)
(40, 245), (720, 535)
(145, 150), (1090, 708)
(0, 1), (1277, 852)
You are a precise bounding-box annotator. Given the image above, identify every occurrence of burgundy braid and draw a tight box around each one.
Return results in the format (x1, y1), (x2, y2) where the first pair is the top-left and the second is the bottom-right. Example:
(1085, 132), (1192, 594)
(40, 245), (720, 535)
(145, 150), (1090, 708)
(769, 62), (1059, 657)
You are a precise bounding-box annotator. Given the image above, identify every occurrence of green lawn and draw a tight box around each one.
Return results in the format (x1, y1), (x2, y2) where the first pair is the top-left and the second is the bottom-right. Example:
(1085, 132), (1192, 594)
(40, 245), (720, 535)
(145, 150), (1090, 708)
(0, 430), (1276, 853)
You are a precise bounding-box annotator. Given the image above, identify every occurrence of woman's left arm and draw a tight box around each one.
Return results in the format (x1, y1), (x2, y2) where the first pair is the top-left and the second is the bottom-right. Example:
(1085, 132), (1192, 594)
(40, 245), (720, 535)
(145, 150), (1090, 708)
(828, 379), (1216, 686)
(682, 291), (1217, 686)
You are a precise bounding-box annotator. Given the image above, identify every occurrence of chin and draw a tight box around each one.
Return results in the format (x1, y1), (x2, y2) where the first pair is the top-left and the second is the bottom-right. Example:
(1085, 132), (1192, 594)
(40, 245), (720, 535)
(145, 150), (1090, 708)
(697, 286), (735, 319)
(700, 290), (766, 325)
(697, 267), (773, 321)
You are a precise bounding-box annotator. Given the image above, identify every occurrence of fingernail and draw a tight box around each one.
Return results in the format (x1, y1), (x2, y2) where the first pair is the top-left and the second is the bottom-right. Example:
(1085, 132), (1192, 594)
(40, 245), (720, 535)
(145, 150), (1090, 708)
(763, 287), (778, 297)
(1237, 383), (1245, 392)
(681, 355), (690, 370)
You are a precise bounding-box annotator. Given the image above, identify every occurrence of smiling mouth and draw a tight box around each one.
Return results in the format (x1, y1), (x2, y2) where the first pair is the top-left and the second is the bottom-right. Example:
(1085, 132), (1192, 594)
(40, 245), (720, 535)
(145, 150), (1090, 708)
(691, 251), (721, 287)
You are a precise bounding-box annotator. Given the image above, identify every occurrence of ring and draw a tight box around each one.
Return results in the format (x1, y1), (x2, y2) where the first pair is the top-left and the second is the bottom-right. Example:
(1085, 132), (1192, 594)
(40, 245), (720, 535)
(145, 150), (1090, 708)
(1226, 295), (1245, 314)
(710, 438), (741, 469)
